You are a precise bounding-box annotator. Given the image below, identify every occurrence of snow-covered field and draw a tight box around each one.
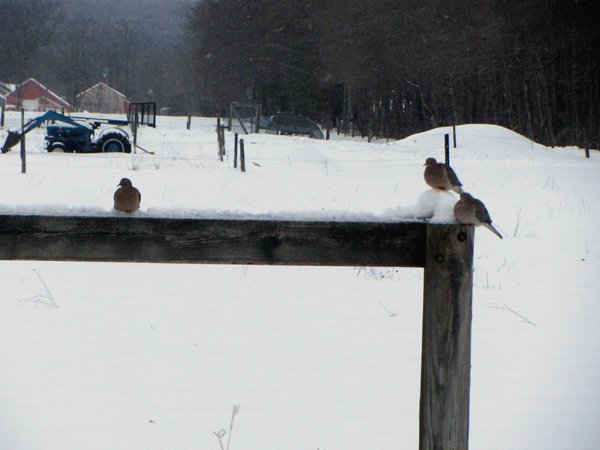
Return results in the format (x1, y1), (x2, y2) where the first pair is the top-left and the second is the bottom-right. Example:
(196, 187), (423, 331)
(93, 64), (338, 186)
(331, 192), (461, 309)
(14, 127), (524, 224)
(0, 112), (599, 450)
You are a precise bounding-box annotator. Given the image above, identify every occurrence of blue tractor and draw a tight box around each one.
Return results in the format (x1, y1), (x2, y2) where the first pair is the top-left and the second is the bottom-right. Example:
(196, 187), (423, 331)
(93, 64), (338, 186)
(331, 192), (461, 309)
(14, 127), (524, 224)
(1, 104), (155, 154)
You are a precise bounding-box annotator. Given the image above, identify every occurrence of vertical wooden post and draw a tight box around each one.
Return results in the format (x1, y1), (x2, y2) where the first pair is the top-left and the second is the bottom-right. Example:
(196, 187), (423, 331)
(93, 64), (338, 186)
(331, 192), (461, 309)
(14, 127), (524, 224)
(228, 103), (233, 131)
(420, 224), (474, 450)
(453, 125), (457, 148)
(240, 139), (246, 172)
(217, 117), (223, 160)
(20, 109), (26, 174)
(234, 133), (239, 168)
(133, 111), (138, 154)
(585, 146), (590, 159)
(186, 113), (191, 130)
(221, 126), (226, 159)
(444, 134), (450, 165)
(1, 106), (4, 127)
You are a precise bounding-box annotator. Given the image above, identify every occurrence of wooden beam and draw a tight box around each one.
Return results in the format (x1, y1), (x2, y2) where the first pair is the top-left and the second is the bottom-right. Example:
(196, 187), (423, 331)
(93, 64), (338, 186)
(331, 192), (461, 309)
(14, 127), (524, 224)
(0, 214), (426, 267)
(0, 214), (476, 448)
(420, 223), (474, 450)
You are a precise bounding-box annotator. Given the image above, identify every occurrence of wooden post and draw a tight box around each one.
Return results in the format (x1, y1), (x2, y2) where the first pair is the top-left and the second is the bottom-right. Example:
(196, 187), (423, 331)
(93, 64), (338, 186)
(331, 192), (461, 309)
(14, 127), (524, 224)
(20, 109), (26, 174)
(186, 113), (191, 130)
(220, 126), (225, 159)
(217, 117), (223, 160)
(1, 106), (4, 127)
(585, 146), (590, 159)
(228, 103), (233, 131)
(234, 133), (239, 168)
(445, 134), (450, 165)
(453, 125), (457, 148)
(133, 111), (138, 154)
(240, 138), (246, 172)
(420, 224), (474, 450)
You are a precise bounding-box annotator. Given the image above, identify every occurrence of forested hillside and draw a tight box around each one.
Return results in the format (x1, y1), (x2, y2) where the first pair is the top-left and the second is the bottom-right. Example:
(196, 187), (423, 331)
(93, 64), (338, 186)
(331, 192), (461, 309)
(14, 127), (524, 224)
(189, 0), (598, 146)
(0, 0), (189, 111)
(0, 0), (597, 146)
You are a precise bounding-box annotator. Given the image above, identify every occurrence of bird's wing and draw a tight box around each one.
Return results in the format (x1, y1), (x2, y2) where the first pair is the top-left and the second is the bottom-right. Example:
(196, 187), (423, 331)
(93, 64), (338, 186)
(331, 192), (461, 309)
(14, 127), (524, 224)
(474, 199), (492, 223)
(445, 165), (463, 187)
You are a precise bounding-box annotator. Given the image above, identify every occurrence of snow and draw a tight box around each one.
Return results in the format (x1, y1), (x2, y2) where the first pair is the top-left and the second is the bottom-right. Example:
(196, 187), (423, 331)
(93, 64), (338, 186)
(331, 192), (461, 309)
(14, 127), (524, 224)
(1, 112), (599, 450)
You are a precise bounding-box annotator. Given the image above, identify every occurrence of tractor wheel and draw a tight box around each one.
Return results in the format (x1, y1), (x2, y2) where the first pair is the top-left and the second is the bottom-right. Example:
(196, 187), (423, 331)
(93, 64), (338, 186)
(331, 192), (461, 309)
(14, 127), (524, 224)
(97, 132), (131, 153)
(48, 142), (66, 153)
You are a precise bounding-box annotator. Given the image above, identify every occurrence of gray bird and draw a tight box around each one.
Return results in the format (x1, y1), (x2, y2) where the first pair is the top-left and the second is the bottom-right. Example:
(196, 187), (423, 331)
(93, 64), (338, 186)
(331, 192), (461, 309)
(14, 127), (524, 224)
(453, 192), (502, 239)
(113, 178), (141, 212)
(423, 157), (464, 193)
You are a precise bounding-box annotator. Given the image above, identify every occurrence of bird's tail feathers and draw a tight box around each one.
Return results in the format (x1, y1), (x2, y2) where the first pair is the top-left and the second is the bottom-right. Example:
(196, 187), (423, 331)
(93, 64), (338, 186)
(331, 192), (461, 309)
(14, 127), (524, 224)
(483, 223), (503, 239)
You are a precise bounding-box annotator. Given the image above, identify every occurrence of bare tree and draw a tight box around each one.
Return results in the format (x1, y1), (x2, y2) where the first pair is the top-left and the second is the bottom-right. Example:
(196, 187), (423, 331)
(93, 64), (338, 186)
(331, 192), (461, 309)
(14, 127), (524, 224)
(0, 0), (63, 82)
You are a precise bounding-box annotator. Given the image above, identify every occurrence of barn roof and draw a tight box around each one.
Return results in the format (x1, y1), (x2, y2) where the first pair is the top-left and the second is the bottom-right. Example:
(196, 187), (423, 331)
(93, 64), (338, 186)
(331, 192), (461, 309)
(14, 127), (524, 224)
(6, 78), (71, 108)
(0, 81), (16, 98)
(76, 82), (128, 100)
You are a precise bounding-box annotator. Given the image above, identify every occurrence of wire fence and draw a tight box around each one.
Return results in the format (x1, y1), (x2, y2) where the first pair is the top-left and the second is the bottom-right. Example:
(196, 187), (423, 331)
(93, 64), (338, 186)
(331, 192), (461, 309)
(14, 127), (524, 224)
(5, 119), (586, 178)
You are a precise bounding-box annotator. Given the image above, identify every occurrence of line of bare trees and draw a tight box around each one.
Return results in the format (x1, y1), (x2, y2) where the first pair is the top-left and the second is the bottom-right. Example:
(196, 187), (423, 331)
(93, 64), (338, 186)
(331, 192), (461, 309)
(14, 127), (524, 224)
(1, 0), (597, 147)
(189, 0), (599, 147)
(0, 0), (189, 111)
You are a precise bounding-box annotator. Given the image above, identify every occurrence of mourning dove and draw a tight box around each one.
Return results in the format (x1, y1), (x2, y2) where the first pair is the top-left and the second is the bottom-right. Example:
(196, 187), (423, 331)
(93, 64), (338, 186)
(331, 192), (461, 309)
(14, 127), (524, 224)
(113, 178), (141, 212)
(423, 157), (464, 193)
(454, 192), (502, 239)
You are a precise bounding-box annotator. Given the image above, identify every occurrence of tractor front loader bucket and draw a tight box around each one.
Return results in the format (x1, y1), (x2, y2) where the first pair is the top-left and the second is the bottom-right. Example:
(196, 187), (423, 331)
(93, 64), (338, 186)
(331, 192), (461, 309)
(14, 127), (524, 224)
(1, 131), (21, 153)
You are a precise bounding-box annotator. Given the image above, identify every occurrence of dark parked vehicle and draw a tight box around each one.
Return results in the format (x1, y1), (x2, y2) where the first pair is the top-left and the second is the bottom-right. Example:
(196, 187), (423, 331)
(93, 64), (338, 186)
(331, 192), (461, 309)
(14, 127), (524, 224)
(263, 112), (324, 139)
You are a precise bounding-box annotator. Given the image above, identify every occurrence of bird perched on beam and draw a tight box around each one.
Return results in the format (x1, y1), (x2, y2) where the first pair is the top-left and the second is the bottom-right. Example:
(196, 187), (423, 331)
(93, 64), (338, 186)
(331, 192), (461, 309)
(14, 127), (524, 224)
(113, 178), (141, 212)
(423, 157), (464, 193)
(454, 192), (502, 239)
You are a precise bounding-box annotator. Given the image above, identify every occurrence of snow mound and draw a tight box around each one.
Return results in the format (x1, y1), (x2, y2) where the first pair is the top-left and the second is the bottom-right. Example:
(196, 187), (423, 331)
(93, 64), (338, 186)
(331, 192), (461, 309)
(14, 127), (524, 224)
(390, 123), (586, 161)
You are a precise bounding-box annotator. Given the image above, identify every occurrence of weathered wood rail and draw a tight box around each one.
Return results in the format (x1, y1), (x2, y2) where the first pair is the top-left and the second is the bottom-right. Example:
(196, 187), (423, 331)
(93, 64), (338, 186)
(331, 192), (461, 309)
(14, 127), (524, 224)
(0, 214), (474, 450)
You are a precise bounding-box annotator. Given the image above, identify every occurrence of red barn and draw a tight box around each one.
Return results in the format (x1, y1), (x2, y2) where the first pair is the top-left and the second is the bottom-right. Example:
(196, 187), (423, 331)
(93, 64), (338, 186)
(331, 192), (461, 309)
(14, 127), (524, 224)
(6, 78), (71, 112)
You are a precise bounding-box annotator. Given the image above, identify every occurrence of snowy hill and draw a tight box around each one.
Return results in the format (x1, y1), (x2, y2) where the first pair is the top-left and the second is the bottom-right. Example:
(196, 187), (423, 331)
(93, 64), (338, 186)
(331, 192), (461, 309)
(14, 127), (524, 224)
(0, 112), (599, 450)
